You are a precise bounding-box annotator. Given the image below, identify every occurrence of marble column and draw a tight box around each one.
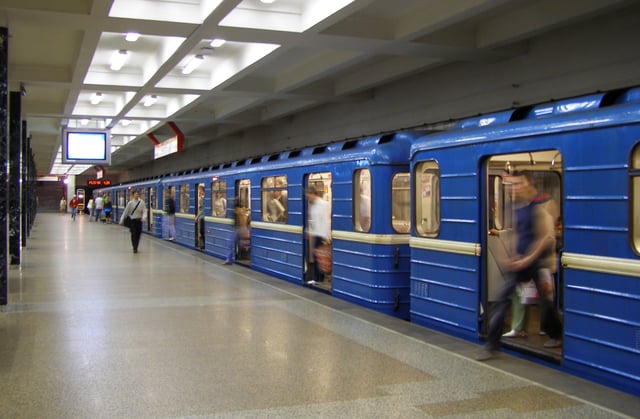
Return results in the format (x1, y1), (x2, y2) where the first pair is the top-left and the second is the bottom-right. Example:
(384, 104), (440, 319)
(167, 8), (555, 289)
(1, 27), (8, 305)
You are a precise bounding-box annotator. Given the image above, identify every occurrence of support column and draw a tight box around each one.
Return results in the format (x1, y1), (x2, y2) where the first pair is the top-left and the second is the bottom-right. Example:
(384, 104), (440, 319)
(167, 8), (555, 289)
(9, 91), (21, 264)
(21, 121), (27, 245)
(1, 27), (9, 305)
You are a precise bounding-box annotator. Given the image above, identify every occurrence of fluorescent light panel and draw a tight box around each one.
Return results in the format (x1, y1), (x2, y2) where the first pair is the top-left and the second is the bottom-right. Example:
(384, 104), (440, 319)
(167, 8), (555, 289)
(182, 55), (205, 74)
(90, 92), (103, 105)
(143, 95), (158, 107)
(110, 50), (128, 71)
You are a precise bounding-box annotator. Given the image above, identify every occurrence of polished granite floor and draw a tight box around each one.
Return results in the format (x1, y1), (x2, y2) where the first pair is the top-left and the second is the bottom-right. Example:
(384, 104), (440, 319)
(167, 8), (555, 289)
(1, 212), (638, 418)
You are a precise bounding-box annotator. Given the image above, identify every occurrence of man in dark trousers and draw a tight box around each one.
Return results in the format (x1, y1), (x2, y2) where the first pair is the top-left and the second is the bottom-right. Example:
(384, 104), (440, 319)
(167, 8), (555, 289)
(478, 171), (563, 360)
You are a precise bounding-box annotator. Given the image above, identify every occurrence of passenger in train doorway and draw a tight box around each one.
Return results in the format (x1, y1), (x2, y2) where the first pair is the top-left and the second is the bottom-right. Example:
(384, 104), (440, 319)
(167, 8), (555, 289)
(59, 196), (67, 214)
(500, 192), (560, 339)
(224, 199), (248, 265)
(163, 189), (176, 240)
(478, 171), (563, 361)
(195, 185), (205, 250)
(305, 185), (331, 285)
(119, 190), (147, 254)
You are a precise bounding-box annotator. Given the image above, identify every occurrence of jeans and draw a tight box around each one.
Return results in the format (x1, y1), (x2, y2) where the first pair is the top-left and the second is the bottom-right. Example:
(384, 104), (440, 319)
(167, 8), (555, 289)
(486, 264), (562, 350)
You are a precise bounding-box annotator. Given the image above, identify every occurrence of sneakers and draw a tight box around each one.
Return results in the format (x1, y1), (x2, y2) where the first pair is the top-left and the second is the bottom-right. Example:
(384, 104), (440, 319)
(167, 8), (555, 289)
(543, 339), (562, 348)
(307, 280), (317, 285)
(502, 329), (527, 338)
(476, 348), (497, 361)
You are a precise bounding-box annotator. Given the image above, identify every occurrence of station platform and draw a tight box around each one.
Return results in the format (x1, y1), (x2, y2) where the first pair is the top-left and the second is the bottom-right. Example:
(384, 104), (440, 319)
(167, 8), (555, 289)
(2, 212), (638, 418)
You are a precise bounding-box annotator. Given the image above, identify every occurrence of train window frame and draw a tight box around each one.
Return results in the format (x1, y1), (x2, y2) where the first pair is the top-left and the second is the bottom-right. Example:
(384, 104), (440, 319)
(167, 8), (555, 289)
(163, 186), (176, 212)
(261, 175), (288, 223)
(354, 169), (371, 232)
(149, 187), (156, 210)
(179, 184), (190, 213)
(414, 161), (441, 237)
(211, 179), (227, 217)
(632, 144), (640, 254)
(392, 172), (410, 233)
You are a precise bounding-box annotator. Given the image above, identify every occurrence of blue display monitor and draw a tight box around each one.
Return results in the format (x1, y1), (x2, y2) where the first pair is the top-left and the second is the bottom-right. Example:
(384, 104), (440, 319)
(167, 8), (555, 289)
(62, 128), (111, 165)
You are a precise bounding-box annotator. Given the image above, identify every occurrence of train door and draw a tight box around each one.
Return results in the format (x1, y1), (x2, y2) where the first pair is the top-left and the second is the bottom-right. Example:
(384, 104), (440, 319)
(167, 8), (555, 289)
(147, 186), (155, 232)
(303, 172), (332, 291)
(483, 150), (563, 360)
(233, 179), (251, 263)
(195, 183), (205, 250)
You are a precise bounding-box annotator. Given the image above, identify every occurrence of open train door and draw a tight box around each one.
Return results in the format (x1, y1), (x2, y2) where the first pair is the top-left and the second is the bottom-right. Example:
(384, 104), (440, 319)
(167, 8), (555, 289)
(303, 172), (332, 292)
(234, 179), (251, 264)
(483, 151), (563, 362)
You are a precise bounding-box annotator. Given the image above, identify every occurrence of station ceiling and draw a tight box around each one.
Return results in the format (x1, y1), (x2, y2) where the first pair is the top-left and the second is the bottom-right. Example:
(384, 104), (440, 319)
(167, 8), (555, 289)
(2, 0), (635, 178)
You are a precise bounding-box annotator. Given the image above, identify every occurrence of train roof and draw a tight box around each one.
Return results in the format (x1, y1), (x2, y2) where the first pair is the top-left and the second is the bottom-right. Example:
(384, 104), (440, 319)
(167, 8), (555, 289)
(411, 86), (640, 157)
(160, 131), (419, 183)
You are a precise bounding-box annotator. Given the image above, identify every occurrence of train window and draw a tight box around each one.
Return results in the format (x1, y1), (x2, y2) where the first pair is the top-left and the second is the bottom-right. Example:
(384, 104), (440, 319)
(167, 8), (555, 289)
(489, 175), (505, 230)
(261, 176), (288, 223)
(392, 173), (410, 233)
(163, 186), (176, 211)
(354, 170), (371, 232)
(116, 190), (124, 208)
(632, 146), (640, 253)
(179, 185), (190, 213)
(149, 187), (156, 209)
(415, 161), (440, 237)
(211, 179), (227, 217)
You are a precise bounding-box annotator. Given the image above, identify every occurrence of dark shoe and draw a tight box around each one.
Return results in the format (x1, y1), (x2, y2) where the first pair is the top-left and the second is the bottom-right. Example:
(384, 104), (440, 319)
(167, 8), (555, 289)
(543, 339), (562, 348)
(223, 261), (232, 265)
(133, 249), (138, 253)
(476, 347), (497, 361)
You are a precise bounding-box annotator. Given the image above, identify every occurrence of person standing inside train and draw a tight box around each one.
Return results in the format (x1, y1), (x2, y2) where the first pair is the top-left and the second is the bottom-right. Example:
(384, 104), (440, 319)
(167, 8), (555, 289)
(119, 189), (147, 254)
(305, 184), (331, 284)
(195, 185), (205, 250)
(478, 171), (563, 361)
(163, 188), (176, 240)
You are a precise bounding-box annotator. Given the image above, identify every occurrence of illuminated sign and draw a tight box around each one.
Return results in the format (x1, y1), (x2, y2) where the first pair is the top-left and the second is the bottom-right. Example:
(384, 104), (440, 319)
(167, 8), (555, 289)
(87, 179), (112, 186)
(154, 135), (182, 159)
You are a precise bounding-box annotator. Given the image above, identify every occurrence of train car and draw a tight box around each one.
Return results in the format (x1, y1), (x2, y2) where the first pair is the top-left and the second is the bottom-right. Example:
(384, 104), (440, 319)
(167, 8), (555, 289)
(409, 87), (640, 395)
(161, 132), (417, 318)
(96, 178), (163, 236)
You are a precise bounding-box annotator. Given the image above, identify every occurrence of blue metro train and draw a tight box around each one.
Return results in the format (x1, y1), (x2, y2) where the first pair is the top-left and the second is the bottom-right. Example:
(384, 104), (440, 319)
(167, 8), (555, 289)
(97, 86), (640, 396)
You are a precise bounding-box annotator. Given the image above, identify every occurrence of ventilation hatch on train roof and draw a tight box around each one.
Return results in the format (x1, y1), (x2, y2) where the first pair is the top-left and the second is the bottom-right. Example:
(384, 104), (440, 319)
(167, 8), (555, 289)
(452, 110), (516, 130)
(608, 86), (640, 105)
(525, 93), (605, 119)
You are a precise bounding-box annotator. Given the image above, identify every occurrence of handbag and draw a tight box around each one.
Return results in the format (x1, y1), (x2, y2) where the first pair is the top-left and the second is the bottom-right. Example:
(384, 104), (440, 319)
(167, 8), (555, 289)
(314, 242), (332, 274)
(123, 201), (141, 228)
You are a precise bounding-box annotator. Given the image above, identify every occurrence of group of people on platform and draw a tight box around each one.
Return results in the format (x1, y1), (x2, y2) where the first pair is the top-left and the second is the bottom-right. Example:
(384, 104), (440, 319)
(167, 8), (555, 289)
(60, 185), (331, 281)
(62, 193), (112, 223)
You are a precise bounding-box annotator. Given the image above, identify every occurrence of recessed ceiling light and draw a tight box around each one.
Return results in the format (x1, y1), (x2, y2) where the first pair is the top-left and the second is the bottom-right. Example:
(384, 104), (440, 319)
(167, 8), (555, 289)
(80, 118), (89, 126)
(260, 0), (275, 3)
(210, 38), (226, 48)
(90, 92), (103, 105)
(181, 55), (205, 74)
(121, 119), (131, 126)
(125, 32), (140, 42)
(110, 50), (129, 71)
(143, 95), (158, 107)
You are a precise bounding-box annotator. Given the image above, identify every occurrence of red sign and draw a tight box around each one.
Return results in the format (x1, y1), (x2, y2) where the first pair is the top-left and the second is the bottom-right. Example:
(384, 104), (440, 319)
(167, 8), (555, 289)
(88, 179), (111, 186)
